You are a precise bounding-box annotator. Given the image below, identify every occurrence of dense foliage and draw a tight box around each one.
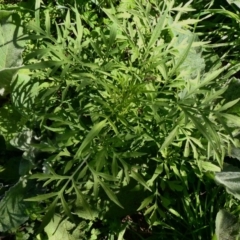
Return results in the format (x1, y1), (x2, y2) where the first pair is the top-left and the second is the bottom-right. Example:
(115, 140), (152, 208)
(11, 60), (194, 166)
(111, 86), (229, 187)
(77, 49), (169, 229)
(1, 0), (240, 239)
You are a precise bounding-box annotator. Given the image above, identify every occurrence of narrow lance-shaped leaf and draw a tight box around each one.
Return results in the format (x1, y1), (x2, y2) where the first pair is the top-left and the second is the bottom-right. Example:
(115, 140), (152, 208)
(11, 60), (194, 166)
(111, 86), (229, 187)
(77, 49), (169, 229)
(98, 180), (123, 209)
(75, 119), (107, 159)
(220, 113), (240, 127)
(88, 165), (100, 197)
(216, 98), (240, 112)
(137, 195), (155, 211)
(37, 197), (58, 235)
(146, 4), (168, 52)
(73, 5), (83, 44)
(130, 169), (152, 192)
(0, 181), (29, 232)
(169, 34), (194, 78)
(24, 192), (59, 202)
(184, 139), (190, 157)
(160, 125), (179, 150)
(60, 193), (74, 221)
(186, 66), (228, 97)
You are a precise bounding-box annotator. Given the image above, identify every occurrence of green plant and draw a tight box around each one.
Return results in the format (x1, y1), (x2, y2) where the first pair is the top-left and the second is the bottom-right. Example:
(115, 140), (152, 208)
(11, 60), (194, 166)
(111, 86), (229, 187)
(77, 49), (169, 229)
(1, 0), (240, 239)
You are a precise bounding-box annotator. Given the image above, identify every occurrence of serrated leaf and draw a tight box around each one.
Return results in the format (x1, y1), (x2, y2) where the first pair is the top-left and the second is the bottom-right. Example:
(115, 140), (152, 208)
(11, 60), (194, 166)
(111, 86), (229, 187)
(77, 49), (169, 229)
(108, 23), (117, 48)
(37, 197), (58, 234)
(28, 173), (52, 179)
(73, 181), (96, 220)
(0, 181), (29, 232)
(169, 34), (194, 78)
(44, 9), (51, 35)
(60, 193), (74, 221)
(44, 126), (65, 133)
(168, 208), (184, 220)
(227, 0), (240, 9)
(0, 10), (13, 21)
(184, 139), (190, 157)
(147, 7), (168, 51)
(220, 113), (240, 127)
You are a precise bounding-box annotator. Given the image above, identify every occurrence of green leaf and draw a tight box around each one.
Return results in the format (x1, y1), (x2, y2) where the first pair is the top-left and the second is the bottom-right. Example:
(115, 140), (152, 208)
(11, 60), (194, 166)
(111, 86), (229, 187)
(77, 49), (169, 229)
(200, 161), (221, 172)
(0, 181), (29, 232)
(44, 215), (75, 240)
(160, 125), (179, 150)
(98, 180), (123, 209)
(146, 7), (168, 51)
(72, 5), (83, 45)
(24, 192), (59, 202)
(29, 173), (53, 180)
(215, 209), (240, 240)
(183, 139), (190, 157)
(37, 197), (58, 234)
(186, 66), (228, 97)
(23, 61), (63, 70)
(75, 119), (107, 158)
(44, 9), (51, 35)
(169, 34), (194, 78)
(137, 195), (154, 211)
(34, 0), (41, 28)
(130, 170), (152, 192)
(182, 109), (216, 152)
(215, 164), (240, 200)
(108, 23), (117, 48)
(0, 12), (26, 96)
(60, 193), (74, 221)
(216, 98), (240, 112)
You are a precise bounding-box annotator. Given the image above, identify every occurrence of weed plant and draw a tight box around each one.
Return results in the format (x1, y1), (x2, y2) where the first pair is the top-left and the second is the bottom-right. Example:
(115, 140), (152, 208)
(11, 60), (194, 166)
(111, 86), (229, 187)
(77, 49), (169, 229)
(1, 0), (240, 239)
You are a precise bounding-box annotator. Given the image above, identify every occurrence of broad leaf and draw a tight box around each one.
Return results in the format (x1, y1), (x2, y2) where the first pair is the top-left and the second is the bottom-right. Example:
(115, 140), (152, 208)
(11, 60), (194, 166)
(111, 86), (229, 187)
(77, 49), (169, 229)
(215, 209), (240, 240)
(44, 215), (75, 240)
(0, 11), (26, 96)
(215, 164), (240, 199)
(0, 180), (29, 232)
